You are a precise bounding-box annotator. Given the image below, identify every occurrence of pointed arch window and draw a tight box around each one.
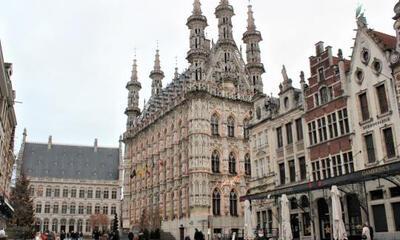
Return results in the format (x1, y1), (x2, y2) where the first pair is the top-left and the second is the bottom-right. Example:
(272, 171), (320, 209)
(211, 114), (219, 136)
(244, 153), (251, 176)
(229, 190), (238, 216)
(227, 117), (235, 137)
(229, 152), (236, 174)
(213, 189), (221, 216)
(211, 150), (220, 173)
(243, 119), (250, 140)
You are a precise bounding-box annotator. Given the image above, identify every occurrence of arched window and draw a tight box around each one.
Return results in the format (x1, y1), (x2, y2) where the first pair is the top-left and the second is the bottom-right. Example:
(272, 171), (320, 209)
(69, 219), (75, 232)
(52, 219), (58, 233)
(243, 119), (250, 140)
(211, 114), (219, 136)
(43, 219), (49, 232)
(211, 151), (220, 173)
(228, 152), (236, 174)
(244, 153), (251, 176)
(227, 117), (235, 137)
(229, 190), (238, 216)
(77, 219), (83, 232)
(212, 189), (221, 216)
(85, 219), (91, 233)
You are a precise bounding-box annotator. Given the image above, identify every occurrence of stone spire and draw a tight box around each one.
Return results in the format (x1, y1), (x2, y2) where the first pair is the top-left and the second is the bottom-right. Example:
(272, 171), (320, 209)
(150, 49), (164, 96)
(243, 3), (264, 94)
(247, 4), (256, 31)
(187, 0), (209, 80)
(125, 57), (142, 128)
(215, 0), (235, 45)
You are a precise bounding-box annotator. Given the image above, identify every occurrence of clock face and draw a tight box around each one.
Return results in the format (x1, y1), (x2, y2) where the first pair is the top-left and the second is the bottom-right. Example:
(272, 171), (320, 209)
(391, 51), (400, 65)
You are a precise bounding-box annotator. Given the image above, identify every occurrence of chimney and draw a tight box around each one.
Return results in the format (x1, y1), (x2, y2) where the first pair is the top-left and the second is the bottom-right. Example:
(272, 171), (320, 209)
(315, 41), (324, 56)
(48, 135), (52, 150)
(94, 138), (98, 152)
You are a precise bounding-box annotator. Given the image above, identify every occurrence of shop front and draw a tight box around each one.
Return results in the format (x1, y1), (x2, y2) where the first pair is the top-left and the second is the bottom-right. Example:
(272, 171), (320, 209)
(242, 161), (400, 240)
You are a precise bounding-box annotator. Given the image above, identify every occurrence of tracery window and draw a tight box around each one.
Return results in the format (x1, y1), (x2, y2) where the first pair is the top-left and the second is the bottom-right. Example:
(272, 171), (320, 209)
(212, 189), (221, 216)
(227, 117), (235, 137)
(228, 152), (236, 174)
(229, 190), (238, 216)
(211, 114), (219, 136)
(211, 151), (220, 173)
(244, 153), (251, 176)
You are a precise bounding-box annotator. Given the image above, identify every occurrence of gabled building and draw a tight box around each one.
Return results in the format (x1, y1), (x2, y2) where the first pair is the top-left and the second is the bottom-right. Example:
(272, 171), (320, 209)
(0, 41), (17, 229)
(17, 133), (123, 235)
(245, 3), (400, 240)
(247, 67), (307, 239)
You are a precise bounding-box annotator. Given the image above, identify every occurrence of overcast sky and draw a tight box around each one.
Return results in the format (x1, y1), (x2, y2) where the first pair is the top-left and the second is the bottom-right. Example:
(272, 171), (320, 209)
(0, 0), (397, 148)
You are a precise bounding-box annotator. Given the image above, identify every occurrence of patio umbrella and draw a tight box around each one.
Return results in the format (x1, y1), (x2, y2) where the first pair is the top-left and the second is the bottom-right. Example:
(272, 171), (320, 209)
(244, 200), (255, 240)
(280, 194), (293, 240)
(331, 185), (348, 240)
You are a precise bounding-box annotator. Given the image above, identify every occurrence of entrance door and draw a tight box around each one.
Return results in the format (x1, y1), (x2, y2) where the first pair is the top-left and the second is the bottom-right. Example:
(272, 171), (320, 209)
(318, 198), (331, 240)
(347, 194), (362, 239)
(290, 214), (300, 240)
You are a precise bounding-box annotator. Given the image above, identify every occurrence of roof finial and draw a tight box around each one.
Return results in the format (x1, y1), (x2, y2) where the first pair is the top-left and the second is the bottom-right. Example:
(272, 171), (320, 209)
(247, 3), (256, 31)
(154, 47), (161, 71)
(193, 0), (202, 15)
(131, 58), (138, 81)
(174, 56), (179, 79)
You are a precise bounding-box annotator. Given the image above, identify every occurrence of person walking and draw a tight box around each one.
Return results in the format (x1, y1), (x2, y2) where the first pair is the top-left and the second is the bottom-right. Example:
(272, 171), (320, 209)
(128, 231), (134, 240)
(60, 231), (65, 240)
(362, 223), (371, 240)
(194, 229), (201, 240)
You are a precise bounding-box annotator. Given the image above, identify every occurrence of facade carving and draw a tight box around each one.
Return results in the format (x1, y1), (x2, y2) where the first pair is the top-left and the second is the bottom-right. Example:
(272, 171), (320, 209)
(122, 0), (262, 238)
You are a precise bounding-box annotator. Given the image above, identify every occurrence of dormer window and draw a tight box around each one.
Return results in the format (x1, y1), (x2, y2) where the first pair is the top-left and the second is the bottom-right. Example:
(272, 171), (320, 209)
(284, 97), (289, 109)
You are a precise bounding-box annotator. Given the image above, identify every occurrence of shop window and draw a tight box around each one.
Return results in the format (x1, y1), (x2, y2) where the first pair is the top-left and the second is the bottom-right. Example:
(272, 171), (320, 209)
(370, 190), (384, 200)
(372, 204), (388, 232)
(392, 202), (400, 231)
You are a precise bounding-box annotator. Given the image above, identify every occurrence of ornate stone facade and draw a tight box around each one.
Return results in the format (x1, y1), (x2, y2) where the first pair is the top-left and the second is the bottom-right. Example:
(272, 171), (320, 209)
(0, 41), (17, 228)
(122, 0), (264, 238)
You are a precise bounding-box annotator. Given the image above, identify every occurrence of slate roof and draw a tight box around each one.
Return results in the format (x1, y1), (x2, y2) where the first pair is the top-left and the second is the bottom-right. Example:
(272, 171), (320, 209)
(21, 142), (120, 181)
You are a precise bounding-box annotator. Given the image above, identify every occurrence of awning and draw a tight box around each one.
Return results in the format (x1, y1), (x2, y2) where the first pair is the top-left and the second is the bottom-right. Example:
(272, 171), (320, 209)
(0, 194), (14, 218)
(241, 161), (400, 201)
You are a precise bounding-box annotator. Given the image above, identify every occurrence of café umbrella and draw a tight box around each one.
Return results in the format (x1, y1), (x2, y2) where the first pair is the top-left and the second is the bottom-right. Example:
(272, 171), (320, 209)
(244, 200), (255, 239)
(331, 185), (347, 240)
(280, 194), (293, 240)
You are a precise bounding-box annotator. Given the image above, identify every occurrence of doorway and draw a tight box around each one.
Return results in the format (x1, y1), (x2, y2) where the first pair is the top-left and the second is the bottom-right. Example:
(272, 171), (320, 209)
(317, 198), (331, 240)
(290, 214), (300, 240)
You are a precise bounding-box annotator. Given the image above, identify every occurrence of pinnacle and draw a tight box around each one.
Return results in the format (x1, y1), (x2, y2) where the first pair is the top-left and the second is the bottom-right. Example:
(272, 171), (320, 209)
(193, 0), (202, 15)
(247, 4), (256, 31)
